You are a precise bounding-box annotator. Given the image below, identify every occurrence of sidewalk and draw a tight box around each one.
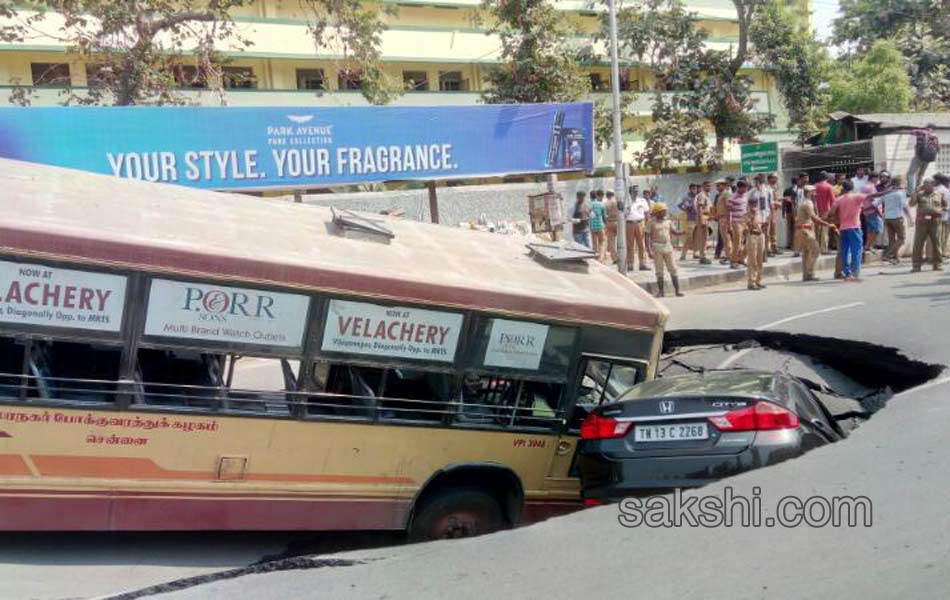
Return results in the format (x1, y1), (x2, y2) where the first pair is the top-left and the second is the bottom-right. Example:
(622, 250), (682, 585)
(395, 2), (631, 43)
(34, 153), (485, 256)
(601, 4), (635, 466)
(624, 252), (839, 294)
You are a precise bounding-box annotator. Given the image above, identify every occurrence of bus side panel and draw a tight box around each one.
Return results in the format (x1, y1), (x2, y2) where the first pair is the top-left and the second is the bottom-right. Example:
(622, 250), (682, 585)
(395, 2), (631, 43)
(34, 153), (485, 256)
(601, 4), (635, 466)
(0, 405), (562, 531)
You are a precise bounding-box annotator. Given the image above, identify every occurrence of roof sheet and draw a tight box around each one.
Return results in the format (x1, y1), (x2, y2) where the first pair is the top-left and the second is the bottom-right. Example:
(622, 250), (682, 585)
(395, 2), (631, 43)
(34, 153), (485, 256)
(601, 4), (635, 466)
(831, 112), (950, 129)
(0, 159), (667, 331)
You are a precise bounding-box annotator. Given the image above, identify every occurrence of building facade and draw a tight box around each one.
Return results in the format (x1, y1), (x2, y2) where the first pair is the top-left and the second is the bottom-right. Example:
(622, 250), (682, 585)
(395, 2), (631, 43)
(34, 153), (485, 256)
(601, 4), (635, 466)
(0, 0), (803, 172)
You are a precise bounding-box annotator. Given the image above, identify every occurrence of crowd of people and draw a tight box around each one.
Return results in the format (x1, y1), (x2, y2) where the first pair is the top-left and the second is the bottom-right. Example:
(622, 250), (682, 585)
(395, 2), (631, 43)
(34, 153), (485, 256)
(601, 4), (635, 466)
(570, 168), (950, 298)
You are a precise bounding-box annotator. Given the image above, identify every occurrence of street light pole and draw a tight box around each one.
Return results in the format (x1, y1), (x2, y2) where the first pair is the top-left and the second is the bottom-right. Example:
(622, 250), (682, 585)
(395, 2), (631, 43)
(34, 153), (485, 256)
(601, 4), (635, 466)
(607, 0), (627, 274)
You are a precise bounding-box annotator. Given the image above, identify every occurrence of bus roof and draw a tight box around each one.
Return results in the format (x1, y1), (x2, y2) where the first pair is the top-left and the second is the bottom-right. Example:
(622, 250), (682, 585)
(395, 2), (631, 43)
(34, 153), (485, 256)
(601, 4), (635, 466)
(0, 158), (668, 331)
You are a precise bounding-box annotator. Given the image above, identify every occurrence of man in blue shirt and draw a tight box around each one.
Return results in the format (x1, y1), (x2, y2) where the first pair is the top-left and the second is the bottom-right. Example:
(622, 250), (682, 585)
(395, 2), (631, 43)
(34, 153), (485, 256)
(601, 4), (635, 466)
(871, 176), (912, 264)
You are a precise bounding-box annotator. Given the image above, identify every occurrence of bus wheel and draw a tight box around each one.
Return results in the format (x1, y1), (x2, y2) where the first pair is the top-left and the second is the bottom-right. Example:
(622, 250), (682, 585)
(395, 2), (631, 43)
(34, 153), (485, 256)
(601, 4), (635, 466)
(409, 488), (504, 543)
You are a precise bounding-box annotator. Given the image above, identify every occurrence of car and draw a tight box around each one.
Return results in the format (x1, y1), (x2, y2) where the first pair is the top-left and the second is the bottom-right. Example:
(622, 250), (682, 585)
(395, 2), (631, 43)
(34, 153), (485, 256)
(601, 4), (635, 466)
(577, 370), (846, 503)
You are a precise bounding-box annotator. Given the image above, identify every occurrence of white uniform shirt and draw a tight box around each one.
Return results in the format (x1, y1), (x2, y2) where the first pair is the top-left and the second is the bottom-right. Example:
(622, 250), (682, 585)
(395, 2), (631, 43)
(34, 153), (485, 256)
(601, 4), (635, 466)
(626, 196), (650, 222)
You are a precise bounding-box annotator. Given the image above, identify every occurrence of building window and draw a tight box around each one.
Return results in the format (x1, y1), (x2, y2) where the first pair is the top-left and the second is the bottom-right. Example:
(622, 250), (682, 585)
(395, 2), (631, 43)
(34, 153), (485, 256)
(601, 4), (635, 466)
(30, 63), (71, 87)
(337, 69), (363, 90)
(85, 63), (112, 88)
(403, 70), (429, 91)
(589, 73), (608, 92)
(172, 65), (207, 88)
(438, 71), (468, 91)
(296, 68), (326, 90)
(222, 66), (255, 89)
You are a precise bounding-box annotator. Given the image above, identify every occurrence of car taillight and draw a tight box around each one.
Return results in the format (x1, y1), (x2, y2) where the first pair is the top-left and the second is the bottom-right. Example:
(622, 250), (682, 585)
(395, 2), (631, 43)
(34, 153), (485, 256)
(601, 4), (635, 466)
(709, 401), (800, 432)
(580, 413), (632, 440)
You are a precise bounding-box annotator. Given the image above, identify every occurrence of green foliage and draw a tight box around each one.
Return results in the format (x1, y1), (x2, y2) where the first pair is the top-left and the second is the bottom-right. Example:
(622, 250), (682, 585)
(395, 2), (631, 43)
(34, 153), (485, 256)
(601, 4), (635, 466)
(827, 40), (914, 114)
(4, 0), (394, 106)
(299, 0), (401, 105)
(750, 0), (831, 144)
(634, 104), (720, 171)
(605, 0), (771, 165)
(480, 0), (588, 104)
(834, 0), (950, 108)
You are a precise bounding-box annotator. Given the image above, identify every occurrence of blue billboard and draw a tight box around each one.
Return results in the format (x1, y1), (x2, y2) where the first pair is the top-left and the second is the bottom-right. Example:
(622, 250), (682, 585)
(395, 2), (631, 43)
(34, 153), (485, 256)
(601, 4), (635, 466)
(0, 104), (594, 190)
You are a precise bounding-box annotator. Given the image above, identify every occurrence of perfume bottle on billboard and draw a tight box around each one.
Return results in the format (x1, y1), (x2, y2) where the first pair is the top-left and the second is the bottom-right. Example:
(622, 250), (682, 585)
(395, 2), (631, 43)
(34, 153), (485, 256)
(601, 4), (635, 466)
(562, 128), (586, 168)
(545, 110), (565, 168)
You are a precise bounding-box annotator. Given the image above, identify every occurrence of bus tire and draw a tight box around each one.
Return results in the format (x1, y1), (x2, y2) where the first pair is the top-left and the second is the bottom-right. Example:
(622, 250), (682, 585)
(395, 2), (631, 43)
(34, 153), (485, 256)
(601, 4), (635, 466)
(408, 487), (504, 543)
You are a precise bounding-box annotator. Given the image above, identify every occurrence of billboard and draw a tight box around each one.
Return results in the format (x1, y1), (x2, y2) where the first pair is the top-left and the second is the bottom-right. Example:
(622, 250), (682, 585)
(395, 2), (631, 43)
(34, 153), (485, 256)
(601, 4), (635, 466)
(0, 104), (594, 190)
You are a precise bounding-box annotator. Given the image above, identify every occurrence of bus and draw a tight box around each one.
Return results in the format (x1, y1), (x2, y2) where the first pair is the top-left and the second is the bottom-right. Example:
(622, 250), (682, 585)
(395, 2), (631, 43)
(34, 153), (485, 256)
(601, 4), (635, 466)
(0, 158), (668, 540)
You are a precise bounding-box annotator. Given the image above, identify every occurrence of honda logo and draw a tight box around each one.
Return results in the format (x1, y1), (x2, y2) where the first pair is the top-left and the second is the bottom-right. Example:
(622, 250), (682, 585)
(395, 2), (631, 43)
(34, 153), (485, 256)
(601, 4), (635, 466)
(659, 400), (675, 414)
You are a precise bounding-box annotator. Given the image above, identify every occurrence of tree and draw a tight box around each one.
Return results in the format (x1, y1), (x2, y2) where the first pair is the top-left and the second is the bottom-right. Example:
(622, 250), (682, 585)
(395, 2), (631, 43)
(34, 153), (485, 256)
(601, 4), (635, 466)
(298, 0), (401, 105)
(750, 0), (832, 144)
(609, 0), (717, 169)
(697, 0), (773, 154)
(604, 0), (768, 165)
(480, 0), (588, 104)
(834, 0), (950, 108)
(6, 1), (396, 106)
(827, 40), (914, 114)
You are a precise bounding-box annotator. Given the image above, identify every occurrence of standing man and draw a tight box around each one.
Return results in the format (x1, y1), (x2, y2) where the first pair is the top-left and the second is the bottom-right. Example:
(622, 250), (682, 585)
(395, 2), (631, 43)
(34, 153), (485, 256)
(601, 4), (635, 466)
(873, 175), (912, 265)
(797, 185), (837, 281)
(851, 167), (869, 192)
(833, 173), (846, 196)
(571, 191), (592, 248)
(729, 180), (750, 268)
(714, 179), (733, 265)
(749, 175), (772, 263)
(767, 173), (782, 255)
(604, 190), (620, 264)
(814, 172), (836, 254)
(590, 190), (607, 261)
(784, 173), (807, 254)
(909, 178), (948, 272)
(745, 199), (766, 290)
(830, 180), (866, 281)
(694, 181), (713, 265)
(678, 183), (699, 261)
(646, 203), (684, 297)
(625, 185), (651, 272)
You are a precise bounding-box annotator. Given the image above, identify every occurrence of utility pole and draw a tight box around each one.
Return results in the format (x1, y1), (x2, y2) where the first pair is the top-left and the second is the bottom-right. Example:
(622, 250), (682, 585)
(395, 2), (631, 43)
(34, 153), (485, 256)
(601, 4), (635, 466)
(607, 0), (627, 274)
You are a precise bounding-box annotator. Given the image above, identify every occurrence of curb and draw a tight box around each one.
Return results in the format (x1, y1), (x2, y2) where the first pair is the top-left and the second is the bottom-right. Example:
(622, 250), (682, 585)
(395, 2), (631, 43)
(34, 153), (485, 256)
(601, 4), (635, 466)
(633, 255), (839, 294)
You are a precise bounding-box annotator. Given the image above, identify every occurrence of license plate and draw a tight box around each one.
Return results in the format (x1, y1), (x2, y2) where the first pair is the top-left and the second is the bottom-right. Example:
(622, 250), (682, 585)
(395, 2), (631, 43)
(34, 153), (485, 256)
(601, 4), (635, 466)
(634, 422), (709, 442)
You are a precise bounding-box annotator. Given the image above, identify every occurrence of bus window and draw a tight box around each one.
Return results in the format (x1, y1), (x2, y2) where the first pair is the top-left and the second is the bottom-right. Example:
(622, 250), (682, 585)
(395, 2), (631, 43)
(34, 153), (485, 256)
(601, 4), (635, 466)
(456, 374), (563, 430)
(27, 340), (121, 404)
(223, 356), (299, 415)
(569, 358), (644, 431)
(0, 337), (24, 401)
(306, 362), (382, 419)
(378, 368), (453, 423)
(136, 348), (224, 409)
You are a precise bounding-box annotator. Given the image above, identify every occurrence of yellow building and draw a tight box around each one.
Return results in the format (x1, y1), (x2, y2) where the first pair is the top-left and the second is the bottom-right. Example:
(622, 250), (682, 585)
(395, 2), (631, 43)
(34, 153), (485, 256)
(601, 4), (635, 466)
(0, 0), (803, 171)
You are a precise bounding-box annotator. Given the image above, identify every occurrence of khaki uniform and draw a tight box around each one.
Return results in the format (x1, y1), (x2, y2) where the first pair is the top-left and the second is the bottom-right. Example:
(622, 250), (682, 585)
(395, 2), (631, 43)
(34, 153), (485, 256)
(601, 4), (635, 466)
(796, 199), (820, 279)
(605, 198), (619, 262)
(768, 185), (782, 254)
(910, 191), (948, 269)
(694, 191), (710, 260)
(649, 219), (678, 278)
(746, 210), (765, 286)
(715, 190), (733, 260)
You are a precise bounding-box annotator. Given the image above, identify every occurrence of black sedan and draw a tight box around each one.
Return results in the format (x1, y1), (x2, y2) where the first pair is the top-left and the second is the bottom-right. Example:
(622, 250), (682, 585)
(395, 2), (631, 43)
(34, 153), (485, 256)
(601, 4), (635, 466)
(577, 370), (846, 503)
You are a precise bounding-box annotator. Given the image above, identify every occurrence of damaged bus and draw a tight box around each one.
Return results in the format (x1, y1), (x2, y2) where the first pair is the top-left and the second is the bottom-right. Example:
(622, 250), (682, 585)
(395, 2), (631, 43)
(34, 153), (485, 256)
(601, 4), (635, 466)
(0, 159), (667, 540)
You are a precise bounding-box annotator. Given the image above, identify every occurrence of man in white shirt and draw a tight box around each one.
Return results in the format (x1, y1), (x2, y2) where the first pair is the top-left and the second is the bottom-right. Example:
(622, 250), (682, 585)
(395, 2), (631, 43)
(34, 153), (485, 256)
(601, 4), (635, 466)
(749, 175), (773, 262)
(851, 167), (869, 192)
(625, 185), (651, 272)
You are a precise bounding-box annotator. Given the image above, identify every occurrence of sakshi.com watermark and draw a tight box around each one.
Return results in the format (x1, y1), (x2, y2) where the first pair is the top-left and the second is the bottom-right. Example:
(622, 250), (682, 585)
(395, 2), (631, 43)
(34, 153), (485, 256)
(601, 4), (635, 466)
(617, 487), (872, 529)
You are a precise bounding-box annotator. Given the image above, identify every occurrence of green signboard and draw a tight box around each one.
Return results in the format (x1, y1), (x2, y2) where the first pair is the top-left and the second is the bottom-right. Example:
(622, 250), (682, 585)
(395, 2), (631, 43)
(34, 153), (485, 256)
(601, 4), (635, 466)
(740, 141), (779, 174)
